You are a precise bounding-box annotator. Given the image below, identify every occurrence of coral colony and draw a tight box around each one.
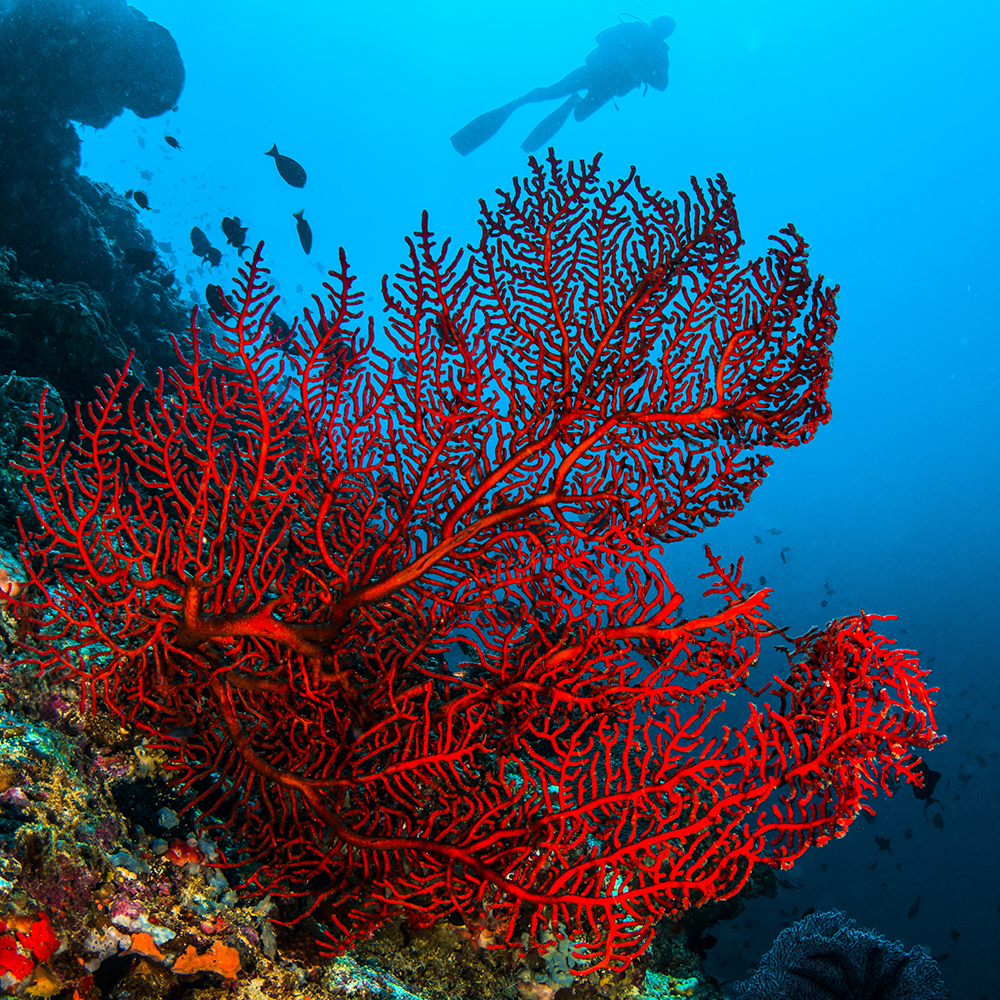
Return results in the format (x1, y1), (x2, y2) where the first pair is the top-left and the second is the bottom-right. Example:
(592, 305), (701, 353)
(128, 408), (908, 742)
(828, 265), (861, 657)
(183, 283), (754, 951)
(15, 155), (940, 975)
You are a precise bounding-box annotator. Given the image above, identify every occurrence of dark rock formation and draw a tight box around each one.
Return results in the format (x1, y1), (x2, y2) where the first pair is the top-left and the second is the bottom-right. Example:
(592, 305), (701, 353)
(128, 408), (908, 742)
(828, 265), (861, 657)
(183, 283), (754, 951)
(0, 0), (184, 128)
(0, 1), (189, 537)
(0, 0), (187, 362)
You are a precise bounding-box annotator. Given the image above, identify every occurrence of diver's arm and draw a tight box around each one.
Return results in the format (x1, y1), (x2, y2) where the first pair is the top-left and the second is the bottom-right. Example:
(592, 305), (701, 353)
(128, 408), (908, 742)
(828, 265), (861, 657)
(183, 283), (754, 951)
(645, 52), (669, 91)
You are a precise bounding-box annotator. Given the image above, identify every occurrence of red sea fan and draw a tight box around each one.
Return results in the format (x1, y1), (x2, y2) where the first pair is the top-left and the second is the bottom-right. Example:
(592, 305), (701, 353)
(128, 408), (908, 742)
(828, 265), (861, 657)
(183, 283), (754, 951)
(14, 153), (941, 972)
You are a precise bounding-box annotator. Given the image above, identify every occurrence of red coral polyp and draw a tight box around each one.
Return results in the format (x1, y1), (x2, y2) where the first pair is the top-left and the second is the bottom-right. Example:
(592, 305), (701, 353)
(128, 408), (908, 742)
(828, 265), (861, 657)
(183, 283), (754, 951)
(18, 913), (57, 963)
(15, 154), (941, 973)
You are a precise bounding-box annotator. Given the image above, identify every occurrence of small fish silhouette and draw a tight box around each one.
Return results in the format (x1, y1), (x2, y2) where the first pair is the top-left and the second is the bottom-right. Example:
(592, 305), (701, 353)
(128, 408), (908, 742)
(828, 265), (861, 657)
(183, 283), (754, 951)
(293, 210), (312, 254)
(753, 534), (762, 544)
(767, 527), (782, 535)
(206, 246), (222, 268)
(222, 216), (249, 256)
(133, 190), (150, 210)
(907, 895), (921, 918)
(265, 144), (306, 187)
(205, 284), (229, 315)
(913, 759), (943, 820)
(875, 836), (892, 853)
(164, 135), (182, 150)
(913, 760), (942, 799)
(268, 313), (292, 342)
(758, 576), (766, 585)
(190, 226), (213, 261)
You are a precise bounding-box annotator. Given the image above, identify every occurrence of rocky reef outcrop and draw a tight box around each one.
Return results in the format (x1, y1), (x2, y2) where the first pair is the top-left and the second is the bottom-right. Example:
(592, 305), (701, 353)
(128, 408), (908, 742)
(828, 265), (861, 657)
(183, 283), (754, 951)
(0, 0), (189, 540)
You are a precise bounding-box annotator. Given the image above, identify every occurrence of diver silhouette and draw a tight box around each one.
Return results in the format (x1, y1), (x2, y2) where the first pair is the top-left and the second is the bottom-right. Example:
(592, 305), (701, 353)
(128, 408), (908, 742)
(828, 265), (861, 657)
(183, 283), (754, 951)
(451, 14), (676, 156)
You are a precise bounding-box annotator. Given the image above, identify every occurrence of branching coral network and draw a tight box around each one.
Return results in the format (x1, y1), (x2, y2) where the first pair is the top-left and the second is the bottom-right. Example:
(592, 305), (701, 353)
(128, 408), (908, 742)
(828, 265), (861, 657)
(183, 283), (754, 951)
(14, 153), (941, 973)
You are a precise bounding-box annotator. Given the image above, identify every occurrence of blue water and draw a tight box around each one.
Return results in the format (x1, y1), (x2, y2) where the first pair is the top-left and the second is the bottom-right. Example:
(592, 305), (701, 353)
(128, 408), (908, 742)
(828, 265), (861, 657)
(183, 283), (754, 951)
(78, 0), (999, 995)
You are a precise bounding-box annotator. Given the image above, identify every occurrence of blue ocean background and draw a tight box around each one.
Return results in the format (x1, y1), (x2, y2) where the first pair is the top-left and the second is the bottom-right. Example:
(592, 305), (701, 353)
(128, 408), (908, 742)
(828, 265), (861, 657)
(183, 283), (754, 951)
(77, 0), (998, 995)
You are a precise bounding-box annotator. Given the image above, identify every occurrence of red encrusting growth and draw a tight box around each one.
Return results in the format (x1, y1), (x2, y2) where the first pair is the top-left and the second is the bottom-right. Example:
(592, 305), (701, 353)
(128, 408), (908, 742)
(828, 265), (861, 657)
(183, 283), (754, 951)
(15, 154), (941, 972)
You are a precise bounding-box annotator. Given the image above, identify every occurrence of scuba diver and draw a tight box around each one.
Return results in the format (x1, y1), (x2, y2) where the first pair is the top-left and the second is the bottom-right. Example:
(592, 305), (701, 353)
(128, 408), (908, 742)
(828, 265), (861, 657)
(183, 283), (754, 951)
(451, 14), (676, 156)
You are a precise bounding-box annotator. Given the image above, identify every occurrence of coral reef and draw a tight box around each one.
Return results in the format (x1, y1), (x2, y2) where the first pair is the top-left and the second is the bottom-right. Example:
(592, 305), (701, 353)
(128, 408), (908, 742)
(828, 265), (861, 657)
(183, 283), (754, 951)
(728, 910), (948, 1000)
(0, 651), (726, 998)
(13, 153), (941, 982)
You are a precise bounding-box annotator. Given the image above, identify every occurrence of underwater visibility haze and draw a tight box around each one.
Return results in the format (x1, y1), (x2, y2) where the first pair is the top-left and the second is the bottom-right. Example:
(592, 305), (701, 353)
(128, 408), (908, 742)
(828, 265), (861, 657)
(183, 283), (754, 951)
(0, 1), (996, 998)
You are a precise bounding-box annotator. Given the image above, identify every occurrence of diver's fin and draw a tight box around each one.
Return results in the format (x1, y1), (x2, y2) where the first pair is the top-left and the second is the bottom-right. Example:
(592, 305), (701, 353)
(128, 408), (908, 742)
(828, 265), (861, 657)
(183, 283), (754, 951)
(450, 100), (521, 156)
(520, 93), (581, 152)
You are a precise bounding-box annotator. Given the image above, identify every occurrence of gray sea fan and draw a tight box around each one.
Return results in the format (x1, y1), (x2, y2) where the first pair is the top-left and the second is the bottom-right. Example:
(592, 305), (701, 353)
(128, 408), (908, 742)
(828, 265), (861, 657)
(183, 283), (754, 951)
(728, 910), (948, 1000)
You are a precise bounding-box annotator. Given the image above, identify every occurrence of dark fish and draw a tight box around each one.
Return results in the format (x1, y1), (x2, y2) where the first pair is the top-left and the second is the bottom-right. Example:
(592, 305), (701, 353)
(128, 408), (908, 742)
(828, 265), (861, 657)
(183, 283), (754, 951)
(904, 827), (913, 839)
(950, 929), (960, 942)
(907, 895), (921, 919)
(758, 576), (766, 585)
(137, 136), (145, 148)
(767, 527), (782, 535)
(265, 144), (307, 187)
(164, 135), (182, 150)
(932, 811), (944, 830)
(190, 226), (213, 260)
(293, 210), (312, 254)
(821, 600), (828, 607)
(123, 248), (157, 274)
(133, 190), (150, 210)
(268, 313), (292, 343)
(206, 247), (223, 268)
(913, 759), (942, 805)
(205, 284), (227, 315)
(780, 551), (787, 564)
(157, 271), (175, 287)
(222, 216), (249, 256)
(875, 836), (892, 853)
(140, 169), (153, 180)
(753, 535), (762, 544)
